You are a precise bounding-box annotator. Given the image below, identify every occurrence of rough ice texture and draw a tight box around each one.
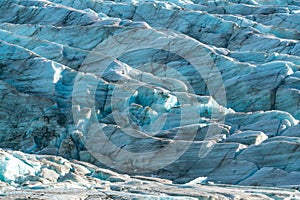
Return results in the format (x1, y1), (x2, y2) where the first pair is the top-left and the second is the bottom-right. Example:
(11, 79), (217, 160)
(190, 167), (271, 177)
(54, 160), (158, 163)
(1, 149), (300, 200)
(0, 0), (300, 199)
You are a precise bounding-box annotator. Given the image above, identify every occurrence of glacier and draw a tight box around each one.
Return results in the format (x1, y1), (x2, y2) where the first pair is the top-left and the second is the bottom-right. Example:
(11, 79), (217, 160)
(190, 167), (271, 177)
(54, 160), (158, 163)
(0, 0), (300, 199)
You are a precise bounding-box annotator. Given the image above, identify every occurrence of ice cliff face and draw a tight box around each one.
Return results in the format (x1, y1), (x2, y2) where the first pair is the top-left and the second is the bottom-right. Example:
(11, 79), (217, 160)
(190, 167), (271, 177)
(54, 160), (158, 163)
(0, 0), (300, 199)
